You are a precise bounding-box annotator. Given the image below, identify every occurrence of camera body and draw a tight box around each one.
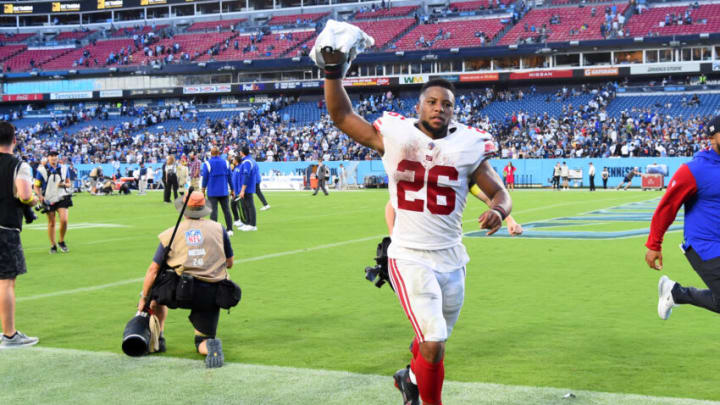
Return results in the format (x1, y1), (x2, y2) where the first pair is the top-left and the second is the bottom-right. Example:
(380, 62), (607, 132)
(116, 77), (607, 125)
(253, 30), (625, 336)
(22, 204), (37, 224)
(34, 200), (51, 214)
(363, 236), (393, 291)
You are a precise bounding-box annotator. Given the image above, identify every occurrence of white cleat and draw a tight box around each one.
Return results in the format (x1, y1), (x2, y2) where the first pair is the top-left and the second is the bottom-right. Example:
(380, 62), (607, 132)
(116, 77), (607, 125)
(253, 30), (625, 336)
(233, 220), (243, 227)
(260, 205), (271, 211)
(658, 275), (677, 320)
(241, 225), (257, 232)
(227, 230), (234, 237)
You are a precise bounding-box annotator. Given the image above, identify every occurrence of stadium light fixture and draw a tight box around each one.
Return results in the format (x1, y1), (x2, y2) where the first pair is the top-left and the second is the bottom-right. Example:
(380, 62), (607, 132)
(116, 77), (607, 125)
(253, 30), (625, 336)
(539, 47), (552, 53)
(508, 44), (518, 50)
(700, 33), (709, 39)
(292, 56), (301, 62)
(243, 59), (252, 65)
(450, 47), (459, 53)
(669, 40), (680, 47)
(198, 62), (206, 67)
(569, 40), (579, 46)
(69, 69), (77, 75)
(109, 67), (118, 72)
(0, 73), (4, 79)
(633, 37), (644, 42)
(395, 51), (404, 56)
(29, 71), (38, 76)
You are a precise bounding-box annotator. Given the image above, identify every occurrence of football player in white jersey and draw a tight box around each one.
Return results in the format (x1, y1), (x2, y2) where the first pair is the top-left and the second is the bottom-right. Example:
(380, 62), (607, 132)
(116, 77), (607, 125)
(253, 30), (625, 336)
(314, 22), (512, 405)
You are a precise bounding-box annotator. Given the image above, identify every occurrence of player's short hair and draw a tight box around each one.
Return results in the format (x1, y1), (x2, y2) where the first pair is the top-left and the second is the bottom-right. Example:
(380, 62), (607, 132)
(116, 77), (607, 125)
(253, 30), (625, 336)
(0, 121), (15, 146)
(420, 79), (456, 97)
(241, 146), (250, 156)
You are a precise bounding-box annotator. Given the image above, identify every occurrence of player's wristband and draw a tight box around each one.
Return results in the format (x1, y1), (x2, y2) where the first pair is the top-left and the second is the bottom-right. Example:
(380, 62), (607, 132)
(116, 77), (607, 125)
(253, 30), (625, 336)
(492, 206), (508, 221)
(324, 64), (345, 80)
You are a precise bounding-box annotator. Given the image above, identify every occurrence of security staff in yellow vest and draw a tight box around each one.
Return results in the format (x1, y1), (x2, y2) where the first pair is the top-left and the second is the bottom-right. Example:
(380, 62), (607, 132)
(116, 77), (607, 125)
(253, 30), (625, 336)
(137, 191), (234, 368)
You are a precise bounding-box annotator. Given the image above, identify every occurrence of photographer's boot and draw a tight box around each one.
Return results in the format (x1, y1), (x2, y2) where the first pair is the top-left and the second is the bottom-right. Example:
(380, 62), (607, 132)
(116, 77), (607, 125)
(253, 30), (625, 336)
(205, 338), (224, 368)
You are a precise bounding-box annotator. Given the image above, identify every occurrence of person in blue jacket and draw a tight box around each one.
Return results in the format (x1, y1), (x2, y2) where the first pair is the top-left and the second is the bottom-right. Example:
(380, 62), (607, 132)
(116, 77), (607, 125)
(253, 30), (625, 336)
(236, 146), (257, 232)
(201, 147), (233, 236)
(647, 115), (720, 320)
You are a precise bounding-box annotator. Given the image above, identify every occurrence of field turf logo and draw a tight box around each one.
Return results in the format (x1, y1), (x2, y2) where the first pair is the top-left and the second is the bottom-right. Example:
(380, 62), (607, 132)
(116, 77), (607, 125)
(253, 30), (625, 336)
(467, 199), (682, 240)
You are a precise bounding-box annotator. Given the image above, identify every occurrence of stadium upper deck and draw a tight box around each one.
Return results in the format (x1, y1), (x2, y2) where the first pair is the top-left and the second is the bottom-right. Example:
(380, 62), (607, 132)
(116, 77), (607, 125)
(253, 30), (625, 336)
(1, 0), (719, 73)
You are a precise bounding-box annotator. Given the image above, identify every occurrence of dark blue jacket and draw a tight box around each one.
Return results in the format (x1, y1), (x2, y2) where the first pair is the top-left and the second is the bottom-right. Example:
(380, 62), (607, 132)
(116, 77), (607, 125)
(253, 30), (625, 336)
(231, 165), (242, 194)
(239, 156), (257, 194)
(201, 156), (232, 197)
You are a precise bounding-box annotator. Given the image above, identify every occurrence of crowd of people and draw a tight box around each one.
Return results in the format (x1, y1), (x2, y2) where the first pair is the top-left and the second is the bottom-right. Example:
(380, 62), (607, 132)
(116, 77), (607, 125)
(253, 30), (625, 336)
(3, 84), (717, 167)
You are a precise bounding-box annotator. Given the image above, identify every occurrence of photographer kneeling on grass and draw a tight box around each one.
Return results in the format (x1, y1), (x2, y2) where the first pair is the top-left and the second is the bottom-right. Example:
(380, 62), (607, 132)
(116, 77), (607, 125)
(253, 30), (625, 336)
(137, 191), (240, 368)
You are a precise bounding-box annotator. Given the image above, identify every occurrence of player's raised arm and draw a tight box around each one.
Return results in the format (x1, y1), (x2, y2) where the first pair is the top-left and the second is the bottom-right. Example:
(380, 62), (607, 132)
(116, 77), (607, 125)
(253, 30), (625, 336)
(311, 20), (383, 154)
(472, 160), (512, 235)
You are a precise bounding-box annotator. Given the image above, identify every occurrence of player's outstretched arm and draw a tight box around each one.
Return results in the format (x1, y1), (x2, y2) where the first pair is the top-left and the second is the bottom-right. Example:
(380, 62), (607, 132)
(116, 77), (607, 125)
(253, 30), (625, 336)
(472, 160), (511, 235)
(323, 64), (383, 154)
(310, 20), (382, 153)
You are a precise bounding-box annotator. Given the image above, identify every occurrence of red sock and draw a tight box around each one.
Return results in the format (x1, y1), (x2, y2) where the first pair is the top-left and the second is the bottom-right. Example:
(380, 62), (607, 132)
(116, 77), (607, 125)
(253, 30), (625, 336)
(411, 353), (444, 405)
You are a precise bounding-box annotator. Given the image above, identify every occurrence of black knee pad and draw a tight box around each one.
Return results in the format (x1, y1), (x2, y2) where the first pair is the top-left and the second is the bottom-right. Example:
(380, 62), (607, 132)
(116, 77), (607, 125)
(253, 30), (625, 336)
(194, 334), (215, 351)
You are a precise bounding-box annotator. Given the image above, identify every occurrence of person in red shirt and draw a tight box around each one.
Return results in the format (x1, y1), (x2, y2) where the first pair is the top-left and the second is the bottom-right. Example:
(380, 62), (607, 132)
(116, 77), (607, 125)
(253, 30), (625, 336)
(503, 162), (516, 190)
(646, 116), (720, 320)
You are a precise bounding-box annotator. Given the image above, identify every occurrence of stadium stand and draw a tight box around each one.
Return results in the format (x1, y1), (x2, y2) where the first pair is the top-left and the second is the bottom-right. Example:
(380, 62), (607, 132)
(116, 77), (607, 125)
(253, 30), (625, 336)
(394, 17), (506, 50)
(130, 32), (235, 65)
(350, 18), (416, 49)
(110, 25), (166, 38)
(499, 3), (629, 45)
(0, 44), (27, 64)
(624, 3), (720, 37)
(606, 94), (720, 117)
(3, 48), (74, 72)
(55, 31), (95, 41)
(450, 0), (515, 11)
(353, 5), (418, 19)
(267, 12), (328, 26)
(196, 30), (315, 61)
(41, 39), (134, 70)
(3, 84), (717, 163)
(187, 18), (246, 32)
(0, 33), (34, 43)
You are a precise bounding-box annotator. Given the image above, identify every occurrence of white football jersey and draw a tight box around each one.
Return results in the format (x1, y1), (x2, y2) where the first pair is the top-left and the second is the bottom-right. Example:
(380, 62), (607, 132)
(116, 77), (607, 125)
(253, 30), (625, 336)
(374, 111), (497, 250)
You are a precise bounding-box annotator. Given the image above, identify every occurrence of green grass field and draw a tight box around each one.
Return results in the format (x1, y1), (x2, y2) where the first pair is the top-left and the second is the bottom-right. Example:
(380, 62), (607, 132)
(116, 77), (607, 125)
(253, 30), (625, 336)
(4, 189), (720, 404)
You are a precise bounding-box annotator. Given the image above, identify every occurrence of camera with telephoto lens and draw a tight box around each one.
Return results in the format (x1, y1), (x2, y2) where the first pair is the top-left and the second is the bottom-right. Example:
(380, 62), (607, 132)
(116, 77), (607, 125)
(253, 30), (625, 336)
(364, 237), (393, 291)
(34, 200), (51, 214)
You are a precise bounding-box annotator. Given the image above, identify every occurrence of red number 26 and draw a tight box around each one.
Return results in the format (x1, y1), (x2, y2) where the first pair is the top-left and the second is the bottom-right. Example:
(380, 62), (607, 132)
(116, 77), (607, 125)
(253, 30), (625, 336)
(396, 159), (458, 215)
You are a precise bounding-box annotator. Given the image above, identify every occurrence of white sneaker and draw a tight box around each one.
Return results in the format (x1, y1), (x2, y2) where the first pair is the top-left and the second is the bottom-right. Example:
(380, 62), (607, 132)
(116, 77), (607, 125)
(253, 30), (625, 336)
(227, 230), (234, 237)
(233, 220), (244, 227)
(0, 331), (39, 349)
(241, 225), (257, 232)
(658, 275), (677, 320)
(260, 205), (271, 211)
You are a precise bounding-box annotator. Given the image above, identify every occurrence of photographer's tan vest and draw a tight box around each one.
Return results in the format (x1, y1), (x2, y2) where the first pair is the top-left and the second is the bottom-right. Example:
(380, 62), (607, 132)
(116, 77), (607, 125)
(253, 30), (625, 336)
(158, 218), (228, 283)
